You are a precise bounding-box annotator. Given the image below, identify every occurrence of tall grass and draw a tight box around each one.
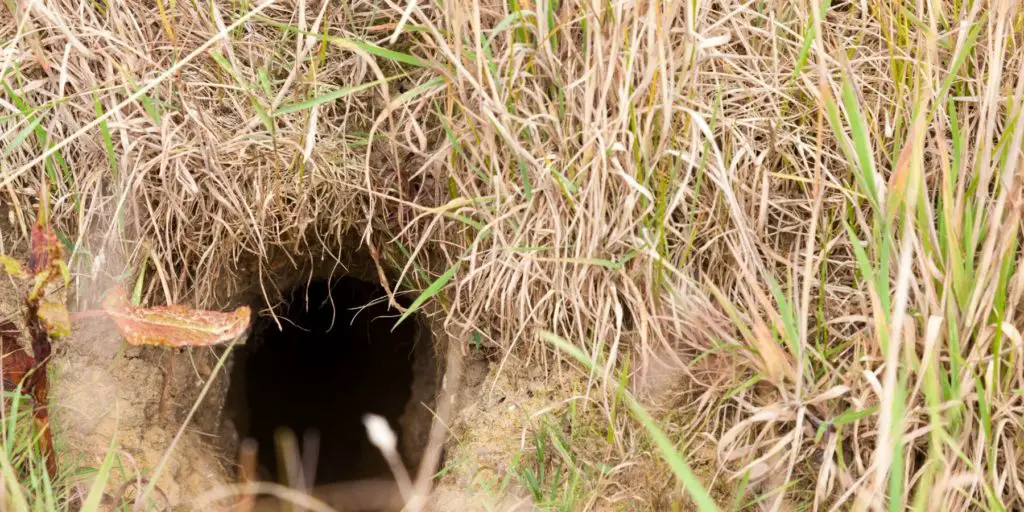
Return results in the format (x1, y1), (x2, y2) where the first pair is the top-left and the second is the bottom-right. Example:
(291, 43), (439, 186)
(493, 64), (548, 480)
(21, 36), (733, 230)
(2, 0), (1023, 510)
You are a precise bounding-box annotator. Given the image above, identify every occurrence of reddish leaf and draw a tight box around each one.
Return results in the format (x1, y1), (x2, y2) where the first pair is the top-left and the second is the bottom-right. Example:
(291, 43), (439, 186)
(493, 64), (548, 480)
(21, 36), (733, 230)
(0, 319), (33, 390)
(0, 319), (56, 478)
(34, 410), (56, 478)
(0, 191), (62, 479)
(24, 301), (54, 475)
(102, 287), (252, 347)
(28, 220), (62, 276)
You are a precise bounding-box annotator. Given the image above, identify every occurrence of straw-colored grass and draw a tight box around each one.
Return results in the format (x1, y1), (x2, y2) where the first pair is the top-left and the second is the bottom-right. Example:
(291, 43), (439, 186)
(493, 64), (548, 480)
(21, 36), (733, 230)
(2, 0), (1023, 510)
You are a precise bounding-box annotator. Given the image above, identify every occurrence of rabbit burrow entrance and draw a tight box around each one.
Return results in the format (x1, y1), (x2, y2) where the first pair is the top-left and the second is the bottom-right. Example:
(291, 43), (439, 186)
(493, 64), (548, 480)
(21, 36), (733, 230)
(221, 275), (439, 488)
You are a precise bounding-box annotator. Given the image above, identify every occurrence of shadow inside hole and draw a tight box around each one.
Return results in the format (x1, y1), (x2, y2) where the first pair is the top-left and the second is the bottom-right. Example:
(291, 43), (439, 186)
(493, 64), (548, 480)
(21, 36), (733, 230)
(227, 276), (418, 485)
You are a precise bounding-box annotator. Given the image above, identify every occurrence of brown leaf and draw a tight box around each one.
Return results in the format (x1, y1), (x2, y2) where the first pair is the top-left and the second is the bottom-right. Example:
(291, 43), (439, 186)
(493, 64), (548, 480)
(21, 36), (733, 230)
(0, 319), (34, 389)
(0, 319), (55, 478)
(102, 287), (252, 347)
(750, 318), (795, 385)
(34, 410), (56, 478)
(0, 194), (63, 480)
(28, 219), (62, 276)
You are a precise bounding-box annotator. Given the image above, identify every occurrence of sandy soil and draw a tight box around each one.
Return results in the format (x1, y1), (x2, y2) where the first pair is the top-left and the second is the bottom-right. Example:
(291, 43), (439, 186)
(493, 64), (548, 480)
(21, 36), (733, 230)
(53, 319), (235, 509)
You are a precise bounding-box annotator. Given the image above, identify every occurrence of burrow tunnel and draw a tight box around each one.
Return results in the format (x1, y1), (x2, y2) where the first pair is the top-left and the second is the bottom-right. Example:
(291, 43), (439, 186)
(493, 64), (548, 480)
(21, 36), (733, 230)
(223, 275), (437, 492)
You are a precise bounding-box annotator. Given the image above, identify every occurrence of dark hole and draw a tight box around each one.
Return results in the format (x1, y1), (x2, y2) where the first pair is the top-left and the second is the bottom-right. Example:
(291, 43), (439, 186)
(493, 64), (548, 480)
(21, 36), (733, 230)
(226, 276), (419, 486)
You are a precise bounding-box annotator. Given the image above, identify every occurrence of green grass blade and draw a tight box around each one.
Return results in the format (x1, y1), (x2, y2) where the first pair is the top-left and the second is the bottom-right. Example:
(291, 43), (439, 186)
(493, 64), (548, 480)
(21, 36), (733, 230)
(839, 76), (879, 208)
(92, 92), (119, 179)
(2, 115), (44, 158)
(0, 449), (29, 512)
(328, 37), (428, 67)
(538, 331), (593, 369)
(624, 393), (720, 512)
(538, 331), (720, 512)
(81, 434), (118, 511)
(394, 260), (461, 327)
(275, 76), (403, 115)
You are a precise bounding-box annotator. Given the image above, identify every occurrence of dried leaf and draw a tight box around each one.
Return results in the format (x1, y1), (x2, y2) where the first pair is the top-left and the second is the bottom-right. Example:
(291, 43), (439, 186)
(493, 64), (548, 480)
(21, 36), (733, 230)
(751, 318), (796, 384)
(37, 301), (71, 339)
(102, 288), (251, 347)
(0, 255), (28, 279)
(27, 218), (69, 301)
(0, 320), (33, 389)
(28, 220), (62, 275)
(35, 411), (56, 477)
(0, 319), (55, 477)
(0, 196), (62, 479)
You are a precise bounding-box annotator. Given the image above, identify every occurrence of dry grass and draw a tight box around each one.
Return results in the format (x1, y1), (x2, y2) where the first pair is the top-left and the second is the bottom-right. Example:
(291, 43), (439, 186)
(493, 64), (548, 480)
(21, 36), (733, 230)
(2, 0), (1024, 510)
